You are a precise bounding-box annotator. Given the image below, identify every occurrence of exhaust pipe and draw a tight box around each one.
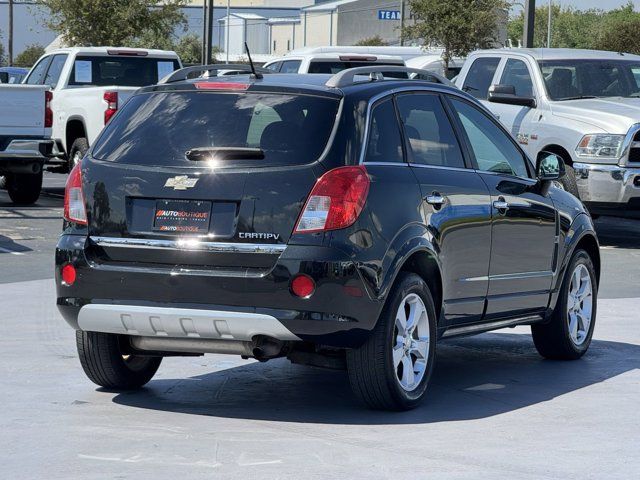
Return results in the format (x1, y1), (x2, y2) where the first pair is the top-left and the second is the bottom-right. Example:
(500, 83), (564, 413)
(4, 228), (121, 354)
(130, 335), (287, 360)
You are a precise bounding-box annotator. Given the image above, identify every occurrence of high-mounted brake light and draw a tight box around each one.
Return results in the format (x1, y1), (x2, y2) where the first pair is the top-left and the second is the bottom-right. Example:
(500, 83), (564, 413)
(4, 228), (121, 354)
(294, 165), (369, 233)
(339, 55), (377, 62)
(104, 91), (118, 124)
(44, 90), (53, 128)
(107, 49), (148, 57)
(64, 163), (87, 225)
(194, 82), (250, 91)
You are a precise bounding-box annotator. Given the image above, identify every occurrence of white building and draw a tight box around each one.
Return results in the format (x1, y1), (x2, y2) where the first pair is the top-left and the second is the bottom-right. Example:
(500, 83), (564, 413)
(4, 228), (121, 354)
(219, 13), (270, 55)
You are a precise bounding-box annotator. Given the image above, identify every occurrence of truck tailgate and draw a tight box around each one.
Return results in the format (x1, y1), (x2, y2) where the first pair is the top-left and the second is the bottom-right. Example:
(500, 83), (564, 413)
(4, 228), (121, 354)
(0, 84), (48, 137)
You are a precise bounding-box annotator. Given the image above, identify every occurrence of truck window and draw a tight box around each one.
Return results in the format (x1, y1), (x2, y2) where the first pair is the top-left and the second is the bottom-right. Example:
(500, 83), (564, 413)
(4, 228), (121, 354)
(308, 61), (407, 78)
(462, 57), (500, 99)
(43, 54), (69, 88)
(68, 56), (180, 87)
(500, 59), (534, 97)
(280, 60), (301, 73)
(24, 56), (52, 85)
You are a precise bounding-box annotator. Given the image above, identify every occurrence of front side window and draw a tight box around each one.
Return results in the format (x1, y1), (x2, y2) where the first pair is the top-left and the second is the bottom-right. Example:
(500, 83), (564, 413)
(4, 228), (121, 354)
(364, 98), (404, 163)
(539, 59), (640, 100)
(396, 93), (465, 168)
(43, 54), (69, 88)
(462, 57), (500, 99)
(24, 56), (52, 85)
(500, 58), (534, 97)
(450, 98), (529, 178)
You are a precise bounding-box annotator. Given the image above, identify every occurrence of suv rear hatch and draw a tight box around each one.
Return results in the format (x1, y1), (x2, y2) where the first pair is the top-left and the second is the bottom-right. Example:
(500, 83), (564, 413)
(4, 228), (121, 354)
(83, 84), (342, 271)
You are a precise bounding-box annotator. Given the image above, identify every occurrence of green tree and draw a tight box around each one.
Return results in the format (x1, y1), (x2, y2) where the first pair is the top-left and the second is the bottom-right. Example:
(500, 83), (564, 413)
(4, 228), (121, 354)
(355, 35), (388, 47)
(403, 0), (509, 69)
(14, 44), (45, 67)
(0, 32), (6, 67)
(175, 33), (205, 64)
(38, 0), (188, 47)
(595, 3), (640, 54)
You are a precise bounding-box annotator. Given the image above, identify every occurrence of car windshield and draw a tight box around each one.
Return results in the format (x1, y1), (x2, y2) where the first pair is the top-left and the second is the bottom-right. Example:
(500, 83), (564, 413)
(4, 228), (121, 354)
(91, 91), (340, 167)
(539, 59), (640, 100)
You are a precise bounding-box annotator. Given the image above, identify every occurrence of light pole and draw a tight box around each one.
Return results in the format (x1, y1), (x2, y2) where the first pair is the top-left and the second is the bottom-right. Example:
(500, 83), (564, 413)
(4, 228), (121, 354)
(8, 0), (14, 65)
(547, 0), (552, 48)
(523, 0), (535, 48)
(226, 0), (231, 64)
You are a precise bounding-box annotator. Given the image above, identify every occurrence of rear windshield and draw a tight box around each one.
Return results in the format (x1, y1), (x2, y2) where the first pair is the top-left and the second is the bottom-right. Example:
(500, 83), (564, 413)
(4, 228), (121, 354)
(69, 56), (180, 87)
(308, 61), (407, 78)
(91, 91), (341, 167)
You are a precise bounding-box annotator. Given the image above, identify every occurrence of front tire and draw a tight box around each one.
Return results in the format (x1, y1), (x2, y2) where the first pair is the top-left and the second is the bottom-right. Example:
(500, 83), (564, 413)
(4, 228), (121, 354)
(6, 171), (43, 205)
(559, 163), (580, 198)
(347, 272), (437, 410)
(76, 331), (162, 389)
(531, 249), (597, 360)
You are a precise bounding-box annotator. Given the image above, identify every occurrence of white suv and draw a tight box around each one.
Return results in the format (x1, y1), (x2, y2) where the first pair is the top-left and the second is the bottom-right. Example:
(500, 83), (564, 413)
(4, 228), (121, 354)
(456, 48), (640, 218)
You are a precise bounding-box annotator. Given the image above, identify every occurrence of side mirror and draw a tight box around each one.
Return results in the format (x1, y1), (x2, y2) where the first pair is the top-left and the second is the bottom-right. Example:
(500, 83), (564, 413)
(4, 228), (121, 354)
(536, 151), (566, 181)
(488, 84), (536, 108)
(0, 72), (8, 83)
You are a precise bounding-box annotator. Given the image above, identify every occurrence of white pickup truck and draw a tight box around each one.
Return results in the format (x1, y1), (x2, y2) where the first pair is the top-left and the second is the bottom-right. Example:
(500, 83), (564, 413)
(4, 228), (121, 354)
(0, 84), (55, 203)
(23, 47), (181, 169)
(456, 48), (640, 218)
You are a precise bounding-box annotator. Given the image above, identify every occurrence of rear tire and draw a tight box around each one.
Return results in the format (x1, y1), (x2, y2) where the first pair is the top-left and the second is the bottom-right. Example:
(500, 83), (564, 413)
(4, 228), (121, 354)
(346, 272), (437, 411)
(531, 249), (597, 360)
(6, 171), (43, 205)
(68, 137), (89, 170)
(76, 331), (162, 389)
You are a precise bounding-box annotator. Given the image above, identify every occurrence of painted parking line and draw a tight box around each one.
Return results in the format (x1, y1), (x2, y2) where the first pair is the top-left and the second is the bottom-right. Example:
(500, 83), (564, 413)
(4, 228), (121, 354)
(0, 246), (25, 255)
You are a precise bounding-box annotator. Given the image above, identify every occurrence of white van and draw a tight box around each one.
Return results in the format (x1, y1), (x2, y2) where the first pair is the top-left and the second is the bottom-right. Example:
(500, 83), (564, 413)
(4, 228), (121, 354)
(405, 54), (466, 80)
(263, 52), (405, 75)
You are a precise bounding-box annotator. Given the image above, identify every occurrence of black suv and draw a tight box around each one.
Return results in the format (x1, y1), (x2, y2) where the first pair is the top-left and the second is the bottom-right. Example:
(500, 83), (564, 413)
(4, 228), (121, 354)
(56, 66), (600, 411)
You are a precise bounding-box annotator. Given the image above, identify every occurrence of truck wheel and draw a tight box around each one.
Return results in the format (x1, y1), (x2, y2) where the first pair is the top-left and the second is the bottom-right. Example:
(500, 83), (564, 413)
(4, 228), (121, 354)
(346, 272), (437, 411)
(559, 163), (580, 198)
(0, 176), (6, 190)
(69, 137), (89, 169)
(6, 171), (43, 205)
(76, 331), (162, 390)
(531, 249), (597, 360)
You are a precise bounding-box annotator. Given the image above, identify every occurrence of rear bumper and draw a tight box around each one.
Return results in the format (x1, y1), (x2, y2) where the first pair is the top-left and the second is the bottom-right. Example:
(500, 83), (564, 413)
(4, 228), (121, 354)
(0, 138), (55, 174)
(56, 234), (382, 348)
(574, 162), (640, 216)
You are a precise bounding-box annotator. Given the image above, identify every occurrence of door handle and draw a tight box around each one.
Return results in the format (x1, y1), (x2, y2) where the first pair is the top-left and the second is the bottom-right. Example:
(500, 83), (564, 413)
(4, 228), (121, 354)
(425, 193), (446, 207)
(493, 197), (509, 213)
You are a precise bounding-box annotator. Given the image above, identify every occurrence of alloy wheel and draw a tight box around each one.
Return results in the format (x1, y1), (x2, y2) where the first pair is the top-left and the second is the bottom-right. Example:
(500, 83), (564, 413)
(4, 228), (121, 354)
(392, 293), (430, 392)
(566, 264), (593, 346)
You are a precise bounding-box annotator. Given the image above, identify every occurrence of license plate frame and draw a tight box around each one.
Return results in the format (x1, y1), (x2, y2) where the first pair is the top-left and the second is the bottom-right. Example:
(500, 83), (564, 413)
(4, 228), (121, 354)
(153, 199), (212, 233)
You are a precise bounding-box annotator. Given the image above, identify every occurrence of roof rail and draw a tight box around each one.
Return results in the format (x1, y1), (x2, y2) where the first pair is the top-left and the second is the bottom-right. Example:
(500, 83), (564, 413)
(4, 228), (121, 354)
(325, 66), (453, 89)
(159, 64), (272, 84)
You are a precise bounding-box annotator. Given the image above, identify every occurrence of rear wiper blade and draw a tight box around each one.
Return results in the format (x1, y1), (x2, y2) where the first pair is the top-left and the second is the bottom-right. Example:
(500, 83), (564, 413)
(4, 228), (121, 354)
(185, 147), (265, 161)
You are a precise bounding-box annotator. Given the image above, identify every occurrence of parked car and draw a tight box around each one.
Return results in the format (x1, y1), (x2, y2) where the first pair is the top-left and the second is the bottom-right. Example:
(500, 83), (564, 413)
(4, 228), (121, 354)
(0, 67), (29, 84)
(23, 47), (182, 170)
(456, 48), (640, 218)
(263, 52), (406, 75)
(56, 65), (600, 411)
(0, 83), (55, 203)
(405, 54), (466, 80)
(282, 45), (426, 61)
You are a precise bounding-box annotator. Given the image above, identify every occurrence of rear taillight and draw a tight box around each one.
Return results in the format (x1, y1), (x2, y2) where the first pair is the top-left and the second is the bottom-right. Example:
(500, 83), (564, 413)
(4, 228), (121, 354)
(64, 163), (87, 225)
(294, 166), (369, 233)
(44, 90), (53, 128)
(104, 91), (118, 124)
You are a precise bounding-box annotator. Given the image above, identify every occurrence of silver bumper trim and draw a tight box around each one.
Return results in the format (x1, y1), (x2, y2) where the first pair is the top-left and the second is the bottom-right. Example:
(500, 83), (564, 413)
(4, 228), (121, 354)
(90, 236), (287, 255)
(573, 162), (640, 204)
(77, 304), (301, 341)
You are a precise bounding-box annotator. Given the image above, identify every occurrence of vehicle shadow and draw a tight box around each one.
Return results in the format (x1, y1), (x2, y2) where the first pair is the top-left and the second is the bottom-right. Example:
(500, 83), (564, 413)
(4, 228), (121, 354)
(112, 332), (640, 425)
(0, 234), (32, 254)
(594, 216), (640, 248)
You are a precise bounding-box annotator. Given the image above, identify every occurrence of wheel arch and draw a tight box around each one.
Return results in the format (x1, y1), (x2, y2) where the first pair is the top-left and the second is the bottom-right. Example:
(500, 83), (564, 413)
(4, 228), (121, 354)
(398, 250), (443, 322)
(574, 233), (601, 285)
(540, 143), (573, 166)
(65, 118), (87, 155)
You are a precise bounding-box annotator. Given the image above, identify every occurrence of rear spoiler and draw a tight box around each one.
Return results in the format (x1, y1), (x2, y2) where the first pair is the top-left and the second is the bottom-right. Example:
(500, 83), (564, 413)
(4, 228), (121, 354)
(159, 64), (272, 84)
(325, 66), (454, 89)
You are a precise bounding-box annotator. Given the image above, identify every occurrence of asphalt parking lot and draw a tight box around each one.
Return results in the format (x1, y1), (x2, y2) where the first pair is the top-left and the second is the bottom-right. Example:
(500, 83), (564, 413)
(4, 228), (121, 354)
(1, 173), (639, 479)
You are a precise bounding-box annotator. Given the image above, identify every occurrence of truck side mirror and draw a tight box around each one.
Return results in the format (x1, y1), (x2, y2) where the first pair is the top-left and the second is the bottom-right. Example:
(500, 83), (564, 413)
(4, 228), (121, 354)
(488, 84), (536, 108)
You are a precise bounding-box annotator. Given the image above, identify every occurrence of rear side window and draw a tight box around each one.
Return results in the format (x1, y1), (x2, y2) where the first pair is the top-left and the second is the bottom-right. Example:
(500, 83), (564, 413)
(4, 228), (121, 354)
(396, 93), (465, 168)
(265, 62), (282, 72)
(92, 91), (340, 167)
(500, 59), (534, 97)
(24, 56), (52, 85)
(462, 57), (500, 99)
(43, 54), (68, 88)
(280, 60), (301, 73)
(68, 56), (180, 87)
(364, 98), (404, 164)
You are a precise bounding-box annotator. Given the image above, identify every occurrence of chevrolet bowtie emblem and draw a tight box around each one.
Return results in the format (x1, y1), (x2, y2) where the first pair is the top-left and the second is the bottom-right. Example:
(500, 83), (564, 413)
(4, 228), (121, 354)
(164, 176), (198, 190)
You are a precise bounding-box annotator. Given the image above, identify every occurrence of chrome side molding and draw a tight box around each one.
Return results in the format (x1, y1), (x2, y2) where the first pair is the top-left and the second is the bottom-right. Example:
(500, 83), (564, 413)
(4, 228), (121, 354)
(90, 236), (287, 255)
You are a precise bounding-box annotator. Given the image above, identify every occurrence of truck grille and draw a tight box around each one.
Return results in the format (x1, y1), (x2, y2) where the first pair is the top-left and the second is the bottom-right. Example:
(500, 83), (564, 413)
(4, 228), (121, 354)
(629, 131), (640, 164)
